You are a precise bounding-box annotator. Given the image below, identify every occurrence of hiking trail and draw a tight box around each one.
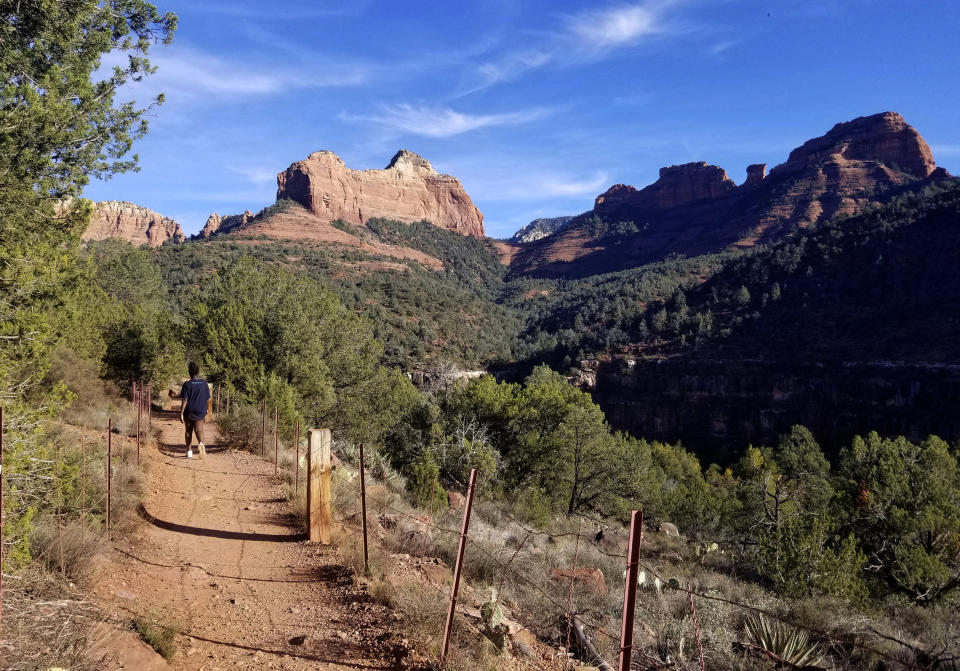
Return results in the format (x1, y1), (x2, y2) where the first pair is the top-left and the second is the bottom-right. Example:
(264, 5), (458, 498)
(89, 404), (409, 670)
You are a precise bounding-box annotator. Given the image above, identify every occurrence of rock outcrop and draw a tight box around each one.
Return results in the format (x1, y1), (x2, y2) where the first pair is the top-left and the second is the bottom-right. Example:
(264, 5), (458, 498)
(595, 162), (737, 214)
(509, 216), (574, 243)
(745, 163), (766, 186)
(83, 201), (184, 247)
(774, 111), (936, 179)
(275, 149), (484, 237)
(510, 112), (947, 278)
(198, 211), (253, 238)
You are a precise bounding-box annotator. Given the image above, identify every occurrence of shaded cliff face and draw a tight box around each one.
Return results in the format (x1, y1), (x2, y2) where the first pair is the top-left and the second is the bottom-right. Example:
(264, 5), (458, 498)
(197, 210), (253, 238)
(275, 149), (485, 237)
(511, 112), (943, 278)
(594, 162), (737, 213)
(592, 359), (960, 462)
(83, 201), (185, 247)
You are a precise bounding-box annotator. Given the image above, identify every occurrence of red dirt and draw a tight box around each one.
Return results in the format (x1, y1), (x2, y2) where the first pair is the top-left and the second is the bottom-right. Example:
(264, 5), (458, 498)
(90, 407), (413, 670)
(223, 211), (444, 270)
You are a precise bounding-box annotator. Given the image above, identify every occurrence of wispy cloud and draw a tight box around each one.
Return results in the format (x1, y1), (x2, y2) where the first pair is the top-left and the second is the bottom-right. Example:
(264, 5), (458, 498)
(458, 1), (679, 96)
(182, 0), (372, 20)
(227, 165), (279, 188)
(708, 39), (738, 57)
(538, 171), (610, 197)
(103, 45), (370, 103)
(931, 143), (960, 157)
(456, 50), (554, 97)
(341, 103), (551, 138)
(564, 3), (665, 53)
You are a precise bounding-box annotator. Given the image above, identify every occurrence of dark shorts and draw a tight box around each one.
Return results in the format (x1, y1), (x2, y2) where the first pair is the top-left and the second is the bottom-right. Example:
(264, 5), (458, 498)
(185, 417), (205, 445)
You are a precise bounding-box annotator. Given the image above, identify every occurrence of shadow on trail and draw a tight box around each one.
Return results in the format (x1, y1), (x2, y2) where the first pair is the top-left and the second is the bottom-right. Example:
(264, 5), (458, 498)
(157, 442), (230, 458)
(180, 631), (408, 669)
(137, 504), (307, 543)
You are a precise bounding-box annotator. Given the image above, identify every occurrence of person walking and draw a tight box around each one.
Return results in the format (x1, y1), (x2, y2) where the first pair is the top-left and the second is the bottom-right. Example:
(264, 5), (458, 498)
(180, 361), (211, 459)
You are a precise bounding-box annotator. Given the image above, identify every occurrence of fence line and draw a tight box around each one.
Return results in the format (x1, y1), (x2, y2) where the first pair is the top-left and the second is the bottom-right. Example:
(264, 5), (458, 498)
(227, 417), (936, 671)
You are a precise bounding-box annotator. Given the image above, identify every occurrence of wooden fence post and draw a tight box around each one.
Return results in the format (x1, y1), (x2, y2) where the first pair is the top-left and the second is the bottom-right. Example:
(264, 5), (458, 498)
(307, 428), (332, 543)
(273, 406), (279, 476)
(359, 443), (369, 575)
(618, 510), (644, 671)
(441, 468), (478, 663)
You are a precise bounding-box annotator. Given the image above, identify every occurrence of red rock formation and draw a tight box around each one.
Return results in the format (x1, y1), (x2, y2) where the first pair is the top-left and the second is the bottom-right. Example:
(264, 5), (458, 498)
(595, 163), (736, 214)
(511, 112), (947, 278)
(276, 150), (484, 237)
(774, 111), (936, 179)
(84, 201), (185, 247)
(745, 163), (766, 186)
(198, 211), (252, 238)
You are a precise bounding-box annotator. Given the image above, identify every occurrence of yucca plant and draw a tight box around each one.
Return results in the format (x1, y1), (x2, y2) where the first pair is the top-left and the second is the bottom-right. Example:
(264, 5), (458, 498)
(744, 613), (825, 668)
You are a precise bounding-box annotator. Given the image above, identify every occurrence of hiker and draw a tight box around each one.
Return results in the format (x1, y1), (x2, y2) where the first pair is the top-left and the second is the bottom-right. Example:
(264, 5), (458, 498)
(180, 361), (211, 459)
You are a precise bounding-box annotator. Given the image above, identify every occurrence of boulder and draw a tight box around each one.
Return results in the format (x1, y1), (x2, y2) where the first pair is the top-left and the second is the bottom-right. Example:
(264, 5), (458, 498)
(659, 522), (680, 537)
(448, 490), (465, 509)
(276, 149), (484, 237)
(548, 567), (607, 596)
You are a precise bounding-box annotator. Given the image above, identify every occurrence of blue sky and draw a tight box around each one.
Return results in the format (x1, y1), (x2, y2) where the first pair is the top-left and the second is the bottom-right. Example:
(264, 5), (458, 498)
(83, 0), (960, 238)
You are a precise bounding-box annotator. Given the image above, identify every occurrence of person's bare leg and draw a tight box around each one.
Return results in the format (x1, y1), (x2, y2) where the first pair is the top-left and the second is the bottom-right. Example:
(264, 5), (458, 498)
(185, 420), (194, 458)
(196, 420), (206, 459)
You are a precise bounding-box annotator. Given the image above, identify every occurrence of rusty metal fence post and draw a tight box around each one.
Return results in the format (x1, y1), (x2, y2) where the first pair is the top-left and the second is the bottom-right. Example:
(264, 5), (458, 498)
(359, 443), (369, 575)
(440, 468), (478, 663)
(294, 421), (300, 495)
(106, 419), (113, 539)
(260, 400), (266, 457)
(273, 406), (279, 476)
(618, 510), (644, 671)
(136, 389), (141, 465)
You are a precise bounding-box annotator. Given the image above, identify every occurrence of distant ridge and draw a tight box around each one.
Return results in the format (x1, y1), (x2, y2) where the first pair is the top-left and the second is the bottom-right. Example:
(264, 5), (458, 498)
(509, 216), (574, 243)
(509, 111), (949, 278)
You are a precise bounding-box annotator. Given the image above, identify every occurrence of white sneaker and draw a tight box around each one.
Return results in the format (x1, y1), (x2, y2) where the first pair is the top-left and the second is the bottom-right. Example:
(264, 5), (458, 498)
(187, 449), (193, 459)
(198, 442), (206, 459)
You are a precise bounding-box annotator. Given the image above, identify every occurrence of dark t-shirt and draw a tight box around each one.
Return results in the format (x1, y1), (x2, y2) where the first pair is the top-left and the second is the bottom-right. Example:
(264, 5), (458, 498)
(180, 378), (211, 421)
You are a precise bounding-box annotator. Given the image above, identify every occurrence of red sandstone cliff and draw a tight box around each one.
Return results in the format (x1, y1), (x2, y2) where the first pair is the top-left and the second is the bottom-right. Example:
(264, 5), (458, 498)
(83, 201), (185, 247)
(510, 112), (948, 277)
(275, 150), (484, 237)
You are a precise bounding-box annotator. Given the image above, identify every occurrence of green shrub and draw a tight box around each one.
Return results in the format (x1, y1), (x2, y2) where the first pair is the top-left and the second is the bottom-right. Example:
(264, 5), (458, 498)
(217, 404), (262, 452)
(133, 611), (179, 659)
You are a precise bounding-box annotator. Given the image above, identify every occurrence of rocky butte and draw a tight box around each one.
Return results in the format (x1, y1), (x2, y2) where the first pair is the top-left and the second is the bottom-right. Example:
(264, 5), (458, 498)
(83, 201), (185, 247)
(510, 111), (948, 277)
(274, 149), (485, 237)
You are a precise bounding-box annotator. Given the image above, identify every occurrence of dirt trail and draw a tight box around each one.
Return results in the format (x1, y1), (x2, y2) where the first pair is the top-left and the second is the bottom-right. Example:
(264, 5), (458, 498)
(91, 406), (408, 670)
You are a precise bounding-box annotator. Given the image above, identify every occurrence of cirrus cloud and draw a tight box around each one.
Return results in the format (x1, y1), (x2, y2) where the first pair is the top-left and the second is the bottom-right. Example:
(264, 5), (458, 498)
(341, 103), (551, 138)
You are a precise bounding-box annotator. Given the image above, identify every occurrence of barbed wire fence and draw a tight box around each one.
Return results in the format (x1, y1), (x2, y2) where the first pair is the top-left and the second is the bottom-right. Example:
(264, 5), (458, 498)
(232, 403), (951, 671)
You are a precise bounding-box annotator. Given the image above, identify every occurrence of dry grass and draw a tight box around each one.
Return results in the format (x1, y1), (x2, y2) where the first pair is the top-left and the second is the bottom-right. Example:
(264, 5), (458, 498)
(28, 518), (107, 581)
(0, 567), (104, 671)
